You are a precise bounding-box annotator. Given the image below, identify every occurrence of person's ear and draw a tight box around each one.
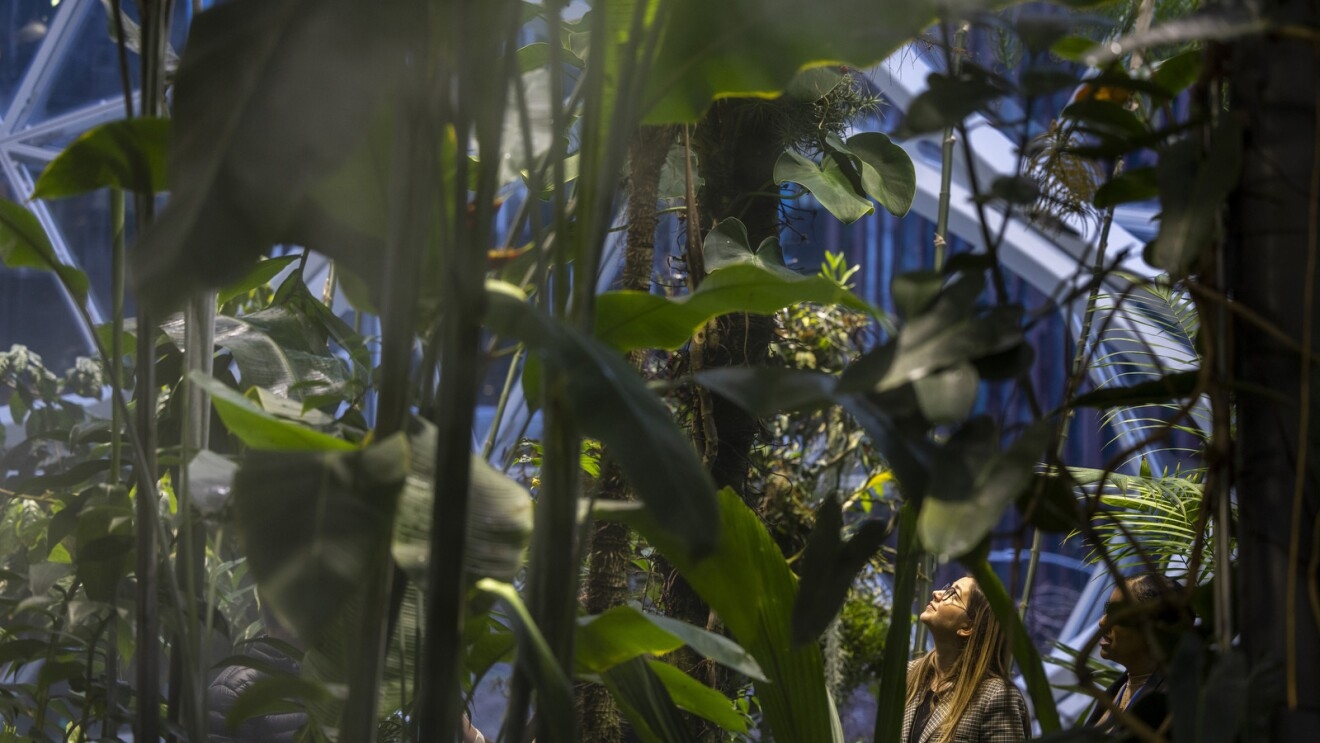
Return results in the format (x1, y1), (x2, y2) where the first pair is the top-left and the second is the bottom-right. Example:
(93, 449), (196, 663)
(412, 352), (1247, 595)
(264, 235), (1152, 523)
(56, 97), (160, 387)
(956, 623), (973, 639)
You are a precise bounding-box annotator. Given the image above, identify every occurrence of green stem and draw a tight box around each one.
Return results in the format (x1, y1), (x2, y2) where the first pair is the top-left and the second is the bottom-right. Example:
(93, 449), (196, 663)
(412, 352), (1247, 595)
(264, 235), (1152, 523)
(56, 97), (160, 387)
(873, 503), (918, 743)
(933, 23), (968, 272)
(480, 345), (525, 461)
(109, 188), (125, 487)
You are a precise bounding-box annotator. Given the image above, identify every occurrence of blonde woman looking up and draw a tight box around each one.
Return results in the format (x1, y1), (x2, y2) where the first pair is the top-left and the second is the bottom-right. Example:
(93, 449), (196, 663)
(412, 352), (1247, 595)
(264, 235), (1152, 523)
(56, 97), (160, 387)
(903, 576), (1031, 743)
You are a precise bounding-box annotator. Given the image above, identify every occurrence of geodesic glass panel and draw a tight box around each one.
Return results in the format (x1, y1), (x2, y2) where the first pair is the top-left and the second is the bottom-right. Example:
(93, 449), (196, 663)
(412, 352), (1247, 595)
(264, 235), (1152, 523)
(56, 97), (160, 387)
(22, 2), (137, 127)
(0, 0), (54, 122)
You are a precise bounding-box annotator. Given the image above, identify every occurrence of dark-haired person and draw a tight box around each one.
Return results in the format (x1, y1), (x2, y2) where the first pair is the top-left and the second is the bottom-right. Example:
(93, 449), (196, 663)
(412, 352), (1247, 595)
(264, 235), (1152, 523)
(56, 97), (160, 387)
(903, 576), (1031, 743)
(1085, 572), (1189, 736)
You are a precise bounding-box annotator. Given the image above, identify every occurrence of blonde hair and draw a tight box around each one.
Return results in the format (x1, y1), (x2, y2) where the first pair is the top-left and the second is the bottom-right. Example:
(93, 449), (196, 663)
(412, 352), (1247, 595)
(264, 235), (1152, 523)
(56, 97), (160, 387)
(904, 577), (1014, 741)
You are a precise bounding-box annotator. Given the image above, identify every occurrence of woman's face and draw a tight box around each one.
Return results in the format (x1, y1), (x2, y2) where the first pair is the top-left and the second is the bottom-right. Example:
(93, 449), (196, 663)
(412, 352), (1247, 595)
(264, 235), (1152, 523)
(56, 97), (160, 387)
(1097, 587), (1152, 672)
(919, 576), (975, 639)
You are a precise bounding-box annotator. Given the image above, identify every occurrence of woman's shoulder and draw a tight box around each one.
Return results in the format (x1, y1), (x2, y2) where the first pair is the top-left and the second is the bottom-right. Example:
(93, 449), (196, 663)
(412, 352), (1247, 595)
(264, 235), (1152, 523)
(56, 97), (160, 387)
(975, 675), (1027, 706)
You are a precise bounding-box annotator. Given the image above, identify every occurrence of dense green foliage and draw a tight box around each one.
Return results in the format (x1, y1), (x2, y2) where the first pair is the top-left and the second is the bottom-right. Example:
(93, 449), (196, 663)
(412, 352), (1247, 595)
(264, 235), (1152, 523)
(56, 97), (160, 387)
(2, 0), (1315, 741)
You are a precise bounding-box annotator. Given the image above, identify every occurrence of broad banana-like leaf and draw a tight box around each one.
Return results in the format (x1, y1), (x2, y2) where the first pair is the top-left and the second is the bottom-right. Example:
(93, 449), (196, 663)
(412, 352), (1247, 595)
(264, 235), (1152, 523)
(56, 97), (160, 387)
(31, 118), (170, 198)
(130, 0), (416, 314)
(391, 417), (533, 589)
(644, 660), (748, 734)
(602, 488), (843, 742)
(232, 434), (407, 642)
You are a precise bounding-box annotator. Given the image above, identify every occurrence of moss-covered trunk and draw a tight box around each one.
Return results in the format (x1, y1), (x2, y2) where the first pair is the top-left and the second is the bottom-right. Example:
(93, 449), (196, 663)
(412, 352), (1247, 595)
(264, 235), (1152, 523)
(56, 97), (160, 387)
(578, 124), (675, 743)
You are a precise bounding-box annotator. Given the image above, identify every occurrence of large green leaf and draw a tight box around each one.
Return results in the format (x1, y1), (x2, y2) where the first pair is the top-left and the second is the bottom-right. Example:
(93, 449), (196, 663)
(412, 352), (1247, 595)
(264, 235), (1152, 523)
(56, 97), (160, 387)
(164, 305), (356, 402)
(775, 150), (874, 224)
(692, 367), (838, 418)
(918, 420), (1051, 560)
(838, 132), (916, 217)
(577, 606), (684, 674)
(841, 272), (1024, 394)
(215, 255), (300, 306)
(602, 488), (842, 742)
(485, 281), (719, 558)
(595, 264), (876, 353)
(576, 604), (767, 681)
(646, 659), (748, 734)
(74, 488), (134, 603)
(792, 497), (893, 644)
(0, 199), (90, 305)
(702, 218), (797, 277)
(600, 657), (699, 743)
(898, 70), (1008, 136)
(233, 434), (407, 641)
(390, 417), (533, 588)
(1146, 117), (1242, 277)
(130, 0), (413, 314)
(641, 0), (968, 123)
(32, 118), (170, 199)
(189, 372), (356, 452)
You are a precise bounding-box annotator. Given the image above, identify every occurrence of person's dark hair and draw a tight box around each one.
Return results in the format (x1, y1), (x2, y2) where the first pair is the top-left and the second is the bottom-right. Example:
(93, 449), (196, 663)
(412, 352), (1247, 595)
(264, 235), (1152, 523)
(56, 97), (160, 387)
(1122, 572), (1191, 627)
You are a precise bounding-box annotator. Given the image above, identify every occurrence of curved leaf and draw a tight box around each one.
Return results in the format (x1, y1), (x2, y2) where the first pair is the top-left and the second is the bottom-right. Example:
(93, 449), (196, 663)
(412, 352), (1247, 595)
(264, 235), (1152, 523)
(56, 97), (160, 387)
(775, 150), (873, 224)
(576, 606), (686, 674)
(1146, 117), (1242, 277)
(486, 282), (719, 558)
(918, 420), (1050, 560)
(233, 434), (407, 641)
(646, 659), (748, 734)
(32, 118), (170, 199)
(600, 657), (699, 743)
(131, 0), (413, 314)
(792, 496), (893, 644)
(390, 417), (533, 587)
(576, 604), (768, 681)
(693, 367), (838, 418)
(189, 371), (356, 452)
(0, 199), (89, 305)
(840, 132), (916, 217)
(898, 71), (1007, 136)
(595, 264), (876, 353)
(603, 488), (843, 742)
(216, 255), (300, 306)
(165, 311), (345, 402)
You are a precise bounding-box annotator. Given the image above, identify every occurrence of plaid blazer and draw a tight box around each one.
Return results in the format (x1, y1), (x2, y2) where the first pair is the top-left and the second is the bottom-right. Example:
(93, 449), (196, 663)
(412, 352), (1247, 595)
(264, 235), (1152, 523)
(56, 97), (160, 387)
(901, 674), (1031, 743)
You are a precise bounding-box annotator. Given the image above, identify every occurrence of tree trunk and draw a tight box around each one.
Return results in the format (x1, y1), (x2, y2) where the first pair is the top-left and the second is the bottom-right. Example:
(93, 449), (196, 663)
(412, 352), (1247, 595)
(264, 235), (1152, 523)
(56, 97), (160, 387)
(691, 98), (781, 497)
(1228, 12), (1320, 739)
(578, 125), (675, 743)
